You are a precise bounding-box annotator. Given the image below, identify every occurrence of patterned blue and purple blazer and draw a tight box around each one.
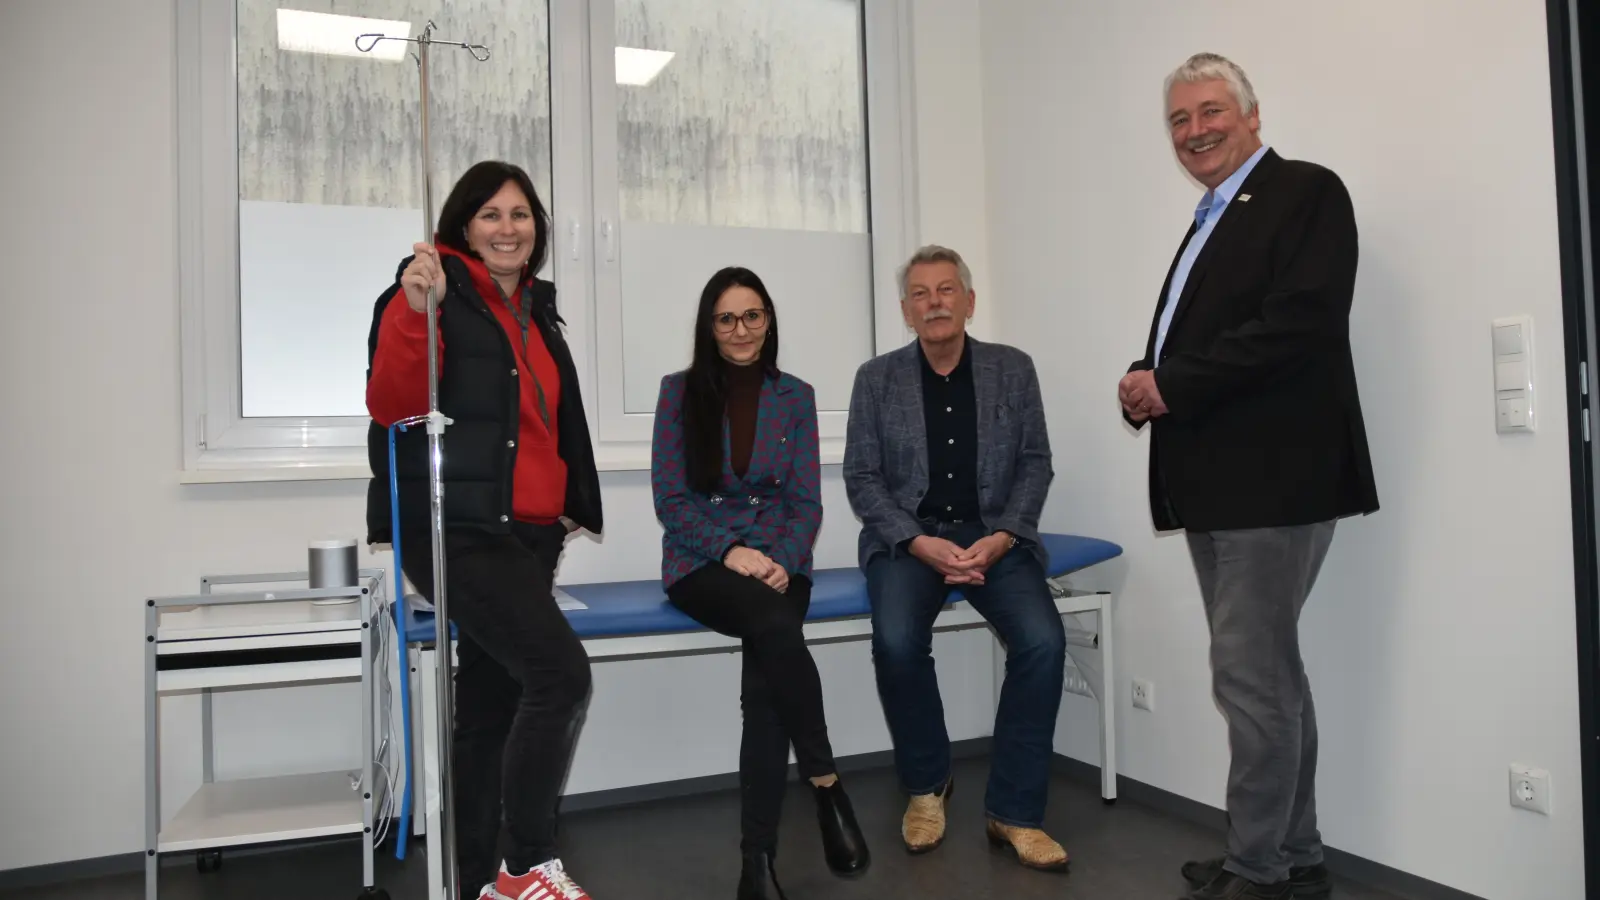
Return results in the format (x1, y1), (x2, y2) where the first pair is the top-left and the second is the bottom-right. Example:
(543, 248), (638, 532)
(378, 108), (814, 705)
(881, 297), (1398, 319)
(651, 369), (823, 589)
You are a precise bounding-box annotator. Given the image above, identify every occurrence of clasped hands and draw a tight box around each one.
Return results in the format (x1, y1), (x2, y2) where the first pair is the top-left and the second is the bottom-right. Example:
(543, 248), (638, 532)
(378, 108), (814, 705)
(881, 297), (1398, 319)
(910, 533), (1012, 586)
(1118, 369), (1168, 423)
(725, 546), (790, 593)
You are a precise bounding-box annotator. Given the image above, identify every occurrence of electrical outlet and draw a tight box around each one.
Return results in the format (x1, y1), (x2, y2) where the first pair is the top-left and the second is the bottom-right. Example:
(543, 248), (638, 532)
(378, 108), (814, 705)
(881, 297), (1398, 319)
(1131, 679), (1154, 711)
(1509, 764), (1551, 815)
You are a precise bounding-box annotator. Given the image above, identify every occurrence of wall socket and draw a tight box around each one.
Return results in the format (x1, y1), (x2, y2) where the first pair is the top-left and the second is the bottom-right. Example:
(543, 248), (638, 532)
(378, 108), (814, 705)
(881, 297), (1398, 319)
(1509, 764), (1551, 815)
(1131, 679), (1154, 711)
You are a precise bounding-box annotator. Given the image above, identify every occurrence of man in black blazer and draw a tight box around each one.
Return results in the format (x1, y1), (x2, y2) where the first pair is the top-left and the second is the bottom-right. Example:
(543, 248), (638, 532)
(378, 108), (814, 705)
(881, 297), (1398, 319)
(1120, 53), (1378, 900)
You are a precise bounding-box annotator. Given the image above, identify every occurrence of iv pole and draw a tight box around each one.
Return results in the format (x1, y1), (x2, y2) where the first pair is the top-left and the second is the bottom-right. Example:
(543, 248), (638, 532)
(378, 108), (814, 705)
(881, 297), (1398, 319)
(357, 22), (489, 900)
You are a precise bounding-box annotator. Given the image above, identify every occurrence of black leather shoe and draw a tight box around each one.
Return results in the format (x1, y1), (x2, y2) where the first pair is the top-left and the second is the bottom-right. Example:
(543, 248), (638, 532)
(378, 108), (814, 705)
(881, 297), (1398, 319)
(1182, 857), (1332, 898)
(1181, 870), (1293, 899)
(737, 851), (788, 900)
(812, 780), (871, 876)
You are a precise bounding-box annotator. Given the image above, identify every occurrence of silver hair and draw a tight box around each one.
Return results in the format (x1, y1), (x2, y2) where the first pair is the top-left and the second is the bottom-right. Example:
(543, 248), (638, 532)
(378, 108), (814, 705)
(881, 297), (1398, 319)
(898, 244), (972, 298)
(1164, 52), (1258, 117)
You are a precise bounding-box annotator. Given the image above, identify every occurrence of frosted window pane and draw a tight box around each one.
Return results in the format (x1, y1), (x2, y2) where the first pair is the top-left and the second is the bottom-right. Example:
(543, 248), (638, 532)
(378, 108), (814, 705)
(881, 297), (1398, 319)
(614, 0), (868, 232)
(614, 0), (875, 415)
(618, 225), (874, 413)
(236, 0), (551, 418)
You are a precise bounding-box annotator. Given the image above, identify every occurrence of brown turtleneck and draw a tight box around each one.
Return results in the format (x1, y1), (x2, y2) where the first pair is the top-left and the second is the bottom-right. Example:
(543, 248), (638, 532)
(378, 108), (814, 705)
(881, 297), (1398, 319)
(725, 362), (764, 479)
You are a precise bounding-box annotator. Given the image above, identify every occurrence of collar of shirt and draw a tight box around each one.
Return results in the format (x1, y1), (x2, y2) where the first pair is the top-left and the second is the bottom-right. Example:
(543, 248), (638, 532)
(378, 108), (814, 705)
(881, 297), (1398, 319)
(1194, 143), (1270, 227)
(918, 335), (973, 380)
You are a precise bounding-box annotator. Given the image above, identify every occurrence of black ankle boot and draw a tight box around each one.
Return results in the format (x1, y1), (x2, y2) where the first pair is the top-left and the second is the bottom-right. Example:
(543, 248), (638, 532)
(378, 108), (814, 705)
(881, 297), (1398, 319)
(812, 780), (871, 876)
(737, 850), (787, 900)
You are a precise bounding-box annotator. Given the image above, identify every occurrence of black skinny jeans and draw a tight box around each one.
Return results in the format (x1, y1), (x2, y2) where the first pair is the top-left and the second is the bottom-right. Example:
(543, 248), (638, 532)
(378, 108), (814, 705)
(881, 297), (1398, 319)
(400, 522), (591, 893)
(667, 564), (836, 855)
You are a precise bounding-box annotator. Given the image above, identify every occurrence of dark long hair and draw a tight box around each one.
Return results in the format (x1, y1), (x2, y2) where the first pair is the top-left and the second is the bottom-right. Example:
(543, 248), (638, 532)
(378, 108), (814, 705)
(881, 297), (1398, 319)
(435, 161), (551, 274)
(683, 267), (780, 494)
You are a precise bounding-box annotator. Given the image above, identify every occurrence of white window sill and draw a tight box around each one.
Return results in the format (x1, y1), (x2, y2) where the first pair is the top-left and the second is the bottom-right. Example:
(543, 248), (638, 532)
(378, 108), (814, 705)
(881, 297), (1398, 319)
(178, 438), (846, 484)
(178, 465), (375, 484)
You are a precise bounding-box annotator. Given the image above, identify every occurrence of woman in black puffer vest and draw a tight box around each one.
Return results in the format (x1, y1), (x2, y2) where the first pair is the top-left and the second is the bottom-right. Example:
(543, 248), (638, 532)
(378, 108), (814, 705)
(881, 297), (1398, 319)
(365, 160), (601, 900)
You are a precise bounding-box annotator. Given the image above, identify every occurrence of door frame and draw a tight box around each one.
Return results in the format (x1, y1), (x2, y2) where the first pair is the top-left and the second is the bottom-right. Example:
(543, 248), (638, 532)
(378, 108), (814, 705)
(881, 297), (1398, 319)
(1545, 0), (1600, 895)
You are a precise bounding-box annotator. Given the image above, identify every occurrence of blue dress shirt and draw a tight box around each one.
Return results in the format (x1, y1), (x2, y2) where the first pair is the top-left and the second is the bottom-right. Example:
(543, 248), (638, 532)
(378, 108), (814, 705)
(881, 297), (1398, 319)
(1152, 144), (1271, 363)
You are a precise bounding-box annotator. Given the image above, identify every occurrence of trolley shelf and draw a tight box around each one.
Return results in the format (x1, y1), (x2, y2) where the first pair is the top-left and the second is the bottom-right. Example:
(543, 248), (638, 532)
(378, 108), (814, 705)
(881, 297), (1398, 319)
(156, 657), (361, 692)
(157, 599), (366, 643)
(158, 771), (366, 853)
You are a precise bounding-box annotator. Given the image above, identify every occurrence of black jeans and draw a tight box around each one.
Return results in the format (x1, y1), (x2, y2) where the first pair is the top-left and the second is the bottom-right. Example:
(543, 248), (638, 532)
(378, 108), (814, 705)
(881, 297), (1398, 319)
(667, 565), (835, 855)
(400, 522), (591, 892)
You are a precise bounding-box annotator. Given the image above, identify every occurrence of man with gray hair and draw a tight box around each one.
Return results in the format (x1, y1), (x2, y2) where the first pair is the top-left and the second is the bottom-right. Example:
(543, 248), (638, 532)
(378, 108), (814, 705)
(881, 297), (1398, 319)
(1120, 52), (1377, 900)
(844, 245), (1066, 870)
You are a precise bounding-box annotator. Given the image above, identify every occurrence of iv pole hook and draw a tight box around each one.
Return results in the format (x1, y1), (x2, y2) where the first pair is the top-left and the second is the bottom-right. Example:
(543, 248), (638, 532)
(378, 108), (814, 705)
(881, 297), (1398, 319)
(358, 20), (489, 900)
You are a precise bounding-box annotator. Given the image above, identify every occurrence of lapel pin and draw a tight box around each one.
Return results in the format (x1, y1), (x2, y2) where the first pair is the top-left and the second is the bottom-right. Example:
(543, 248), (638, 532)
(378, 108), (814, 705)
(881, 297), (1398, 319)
(1238, 193), (1252, 202)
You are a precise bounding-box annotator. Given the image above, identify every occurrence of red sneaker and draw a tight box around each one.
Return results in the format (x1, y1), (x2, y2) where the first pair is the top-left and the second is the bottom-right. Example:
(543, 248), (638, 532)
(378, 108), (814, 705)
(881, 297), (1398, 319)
(491, 859), (591, 900)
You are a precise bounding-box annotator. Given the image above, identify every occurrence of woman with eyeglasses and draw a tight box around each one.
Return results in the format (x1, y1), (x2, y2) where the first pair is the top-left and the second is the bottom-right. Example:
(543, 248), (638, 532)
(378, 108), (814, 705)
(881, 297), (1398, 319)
(650, 267), (870, 899)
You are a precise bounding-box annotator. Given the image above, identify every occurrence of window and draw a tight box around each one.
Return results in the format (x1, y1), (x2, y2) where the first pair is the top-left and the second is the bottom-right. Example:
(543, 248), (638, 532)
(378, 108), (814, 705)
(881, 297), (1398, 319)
(177, 0), (917, 478)
(238, 3), (554, 420)
(593, 0), (875, 446)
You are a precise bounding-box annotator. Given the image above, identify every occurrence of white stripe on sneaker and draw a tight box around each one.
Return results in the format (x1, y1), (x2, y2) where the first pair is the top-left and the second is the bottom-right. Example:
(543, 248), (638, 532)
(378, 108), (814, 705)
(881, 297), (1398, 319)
(490, 886), (548, 900)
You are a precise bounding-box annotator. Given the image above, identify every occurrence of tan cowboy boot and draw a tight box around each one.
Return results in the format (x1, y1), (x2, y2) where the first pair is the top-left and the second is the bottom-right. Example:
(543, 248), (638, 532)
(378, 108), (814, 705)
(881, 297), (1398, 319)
(901, 778), (953, 853)
(986, 818), (1070, 871)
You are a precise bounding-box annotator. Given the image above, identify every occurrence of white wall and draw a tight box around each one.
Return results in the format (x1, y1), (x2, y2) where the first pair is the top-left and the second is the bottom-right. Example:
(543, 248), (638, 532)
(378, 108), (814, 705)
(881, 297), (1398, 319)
(0, 0), (993, 872)
(981, 2), (1585, 899)
(909, 0), (994, 340)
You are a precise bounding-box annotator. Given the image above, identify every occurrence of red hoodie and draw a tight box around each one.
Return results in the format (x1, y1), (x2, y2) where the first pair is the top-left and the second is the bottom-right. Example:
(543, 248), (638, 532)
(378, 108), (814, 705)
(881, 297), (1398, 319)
(366, 245), (567, 525)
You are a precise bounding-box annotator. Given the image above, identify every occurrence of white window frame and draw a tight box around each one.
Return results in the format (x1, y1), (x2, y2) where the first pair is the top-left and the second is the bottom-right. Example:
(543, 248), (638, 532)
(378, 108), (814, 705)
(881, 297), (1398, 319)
(176, 0), (918, 482)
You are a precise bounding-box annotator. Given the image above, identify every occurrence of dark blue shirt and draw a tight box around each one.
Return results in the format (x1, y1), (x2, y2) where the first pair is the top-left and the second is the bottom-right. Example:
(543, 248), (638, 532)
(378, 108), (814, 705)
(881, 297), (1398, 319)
(916, 338), (980, 523)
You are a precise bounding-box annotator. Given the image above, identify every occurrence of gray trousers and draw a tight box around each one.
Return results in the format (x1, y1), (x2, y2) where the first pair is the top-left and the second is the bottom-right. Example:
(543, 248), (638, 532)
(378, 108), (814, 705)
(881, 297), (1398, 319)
(1186, 520), (1336, 884)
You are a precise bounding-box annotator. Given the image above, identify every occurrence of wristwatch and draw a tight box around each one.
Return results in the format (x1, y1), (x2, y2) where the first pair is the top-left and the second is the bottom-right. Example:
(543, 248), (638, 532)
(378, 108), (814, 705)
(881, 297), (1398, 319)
(996, 530), (1018, 551)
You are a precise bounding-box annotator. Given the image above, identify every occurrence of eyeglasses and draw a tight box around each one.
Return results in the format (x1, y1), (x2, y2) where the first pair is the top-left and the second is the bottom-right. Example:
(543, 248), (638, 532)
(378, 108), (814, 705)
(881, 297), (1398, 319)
(712, 308), (769, 334)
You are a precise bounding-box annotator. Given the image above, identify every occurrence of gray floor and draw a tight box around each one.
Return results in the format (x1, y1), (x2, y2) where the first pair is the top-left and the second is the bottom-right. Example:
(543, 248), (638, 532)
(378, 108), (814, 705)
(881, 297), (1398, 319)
(6, 758), (1408, 900)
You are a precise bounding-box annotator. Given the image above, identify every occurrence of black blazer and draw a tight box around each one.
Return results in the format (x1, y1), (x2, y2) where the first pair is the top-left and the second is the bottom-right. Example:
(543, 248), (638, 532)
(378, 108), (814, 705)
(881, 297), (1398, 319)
(1127, 149), (1378, 532)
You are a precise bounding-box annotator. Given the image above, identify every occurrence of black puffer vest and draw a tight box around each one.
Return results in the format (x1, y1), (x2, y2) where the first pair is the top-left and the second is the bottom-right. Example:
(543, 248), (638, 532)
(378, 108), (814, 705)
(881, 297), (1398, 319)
(364, 254), (603, 543)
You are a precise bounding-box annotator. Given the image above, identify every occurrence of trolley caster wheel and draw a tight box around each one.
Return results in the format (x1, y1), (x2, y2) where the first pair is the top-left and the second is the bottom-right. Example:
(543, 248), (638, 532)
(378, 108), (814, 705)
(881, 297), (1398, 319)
(357, 888), (390, 900)
(196, 851), (222, 873)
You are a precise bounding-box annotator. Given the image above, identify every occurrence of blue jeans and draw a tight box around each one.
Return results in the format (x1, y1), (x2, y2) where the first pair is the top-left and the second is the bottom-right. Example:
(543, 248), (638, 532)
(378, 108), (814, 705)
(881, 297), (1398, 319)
(866, 521), (1065, 827)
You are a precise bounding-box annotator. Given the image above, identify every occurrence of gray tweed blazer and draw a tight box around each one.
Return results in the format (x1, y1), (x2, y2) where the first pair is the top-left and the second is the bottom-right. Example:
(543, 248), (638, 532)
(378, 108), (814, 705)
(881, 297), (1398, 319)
(843, 336), (1054, 570)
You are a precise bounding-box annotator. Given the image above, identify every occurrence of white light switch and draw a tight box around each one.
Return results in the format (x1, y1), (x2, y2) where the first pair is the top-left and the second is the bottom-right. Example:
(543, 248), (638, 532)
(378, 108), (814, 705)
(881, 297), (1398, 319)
(1493, 324), (1525, 356)
(1495, 360), (1529, 392)
(1492, 316), (1534, 434)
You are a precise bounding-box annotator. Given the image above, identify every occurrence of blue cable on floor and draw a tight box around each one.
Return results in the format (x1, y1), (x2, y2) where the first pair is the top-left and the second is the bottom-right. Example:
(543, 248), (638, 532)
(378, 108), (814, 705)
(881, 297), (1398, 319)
(389, 422), (414, 860)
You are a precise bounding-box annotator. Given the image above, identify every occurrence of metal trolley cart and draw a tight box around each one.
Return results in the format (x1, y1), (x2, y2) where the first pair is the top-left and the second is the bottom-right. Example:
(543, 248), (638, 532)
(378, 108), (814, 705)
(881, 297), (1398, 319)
(143, 569), (392, 900)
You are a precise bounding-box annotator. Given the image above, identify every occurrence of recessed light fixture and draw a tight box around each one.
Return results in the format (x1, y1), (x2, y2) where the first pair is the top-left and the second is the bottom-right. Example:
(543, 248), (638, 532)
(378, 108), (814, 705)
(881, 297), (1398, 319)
(277, 9), (412, 61)
(615, 47), (675, 86)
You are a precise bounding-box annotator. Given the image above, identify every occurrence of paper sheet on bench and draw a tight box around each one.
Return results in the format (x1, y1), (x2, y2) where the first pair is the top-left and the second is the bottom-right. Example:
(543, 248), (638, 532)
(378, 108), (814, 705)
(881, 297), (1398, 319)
(406, 587), (587, 613)
(552, 588), (587, 611)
